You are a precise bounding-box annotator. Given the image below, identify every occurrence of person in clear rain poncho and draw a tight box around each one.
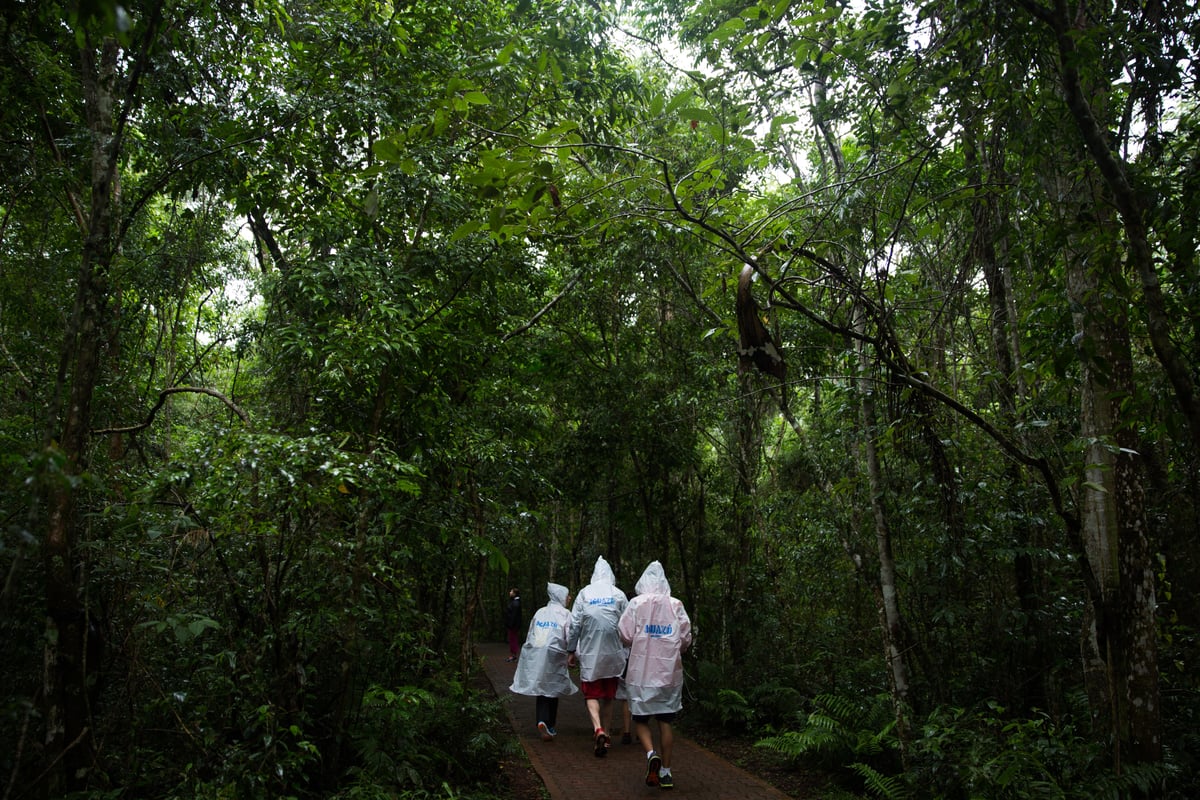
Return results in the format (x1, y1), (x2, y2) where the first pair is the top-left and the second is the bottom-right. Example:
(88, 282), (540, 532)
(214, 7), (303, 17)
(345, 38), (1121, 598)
(509, 582), (578, 740)
(618, 560), (692, 790)
(566, 555), (628, 757)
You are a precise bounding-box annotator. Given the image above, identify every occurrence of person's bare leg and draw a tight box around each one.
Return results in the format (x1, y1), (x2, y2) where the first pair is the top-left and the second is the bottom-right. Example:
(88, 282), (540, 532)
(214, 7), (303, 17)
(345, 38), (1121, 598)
(636, 720), (654, 754)
(659, 720), (674, 769)
(599, 697), (614, 734)
(586, 698), (603, 731)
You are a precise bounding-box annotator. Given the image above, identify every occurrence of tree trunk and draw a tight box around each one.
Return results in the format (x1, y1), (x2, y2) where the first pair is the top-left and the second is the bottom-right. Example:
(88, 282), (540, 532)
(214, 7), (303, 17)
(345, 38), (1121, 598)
(41, 36), (122, 795)
(725, 364), (764, 663)
(810, 60), (911, 742)
(853, 305), (911, 751)
(1048, 0), (1200, 458)
(1067, 215), (1161, 771)
(1070, 249), (1122, 737)
(1042, 0), (1164, 761)
(965, 128), (1052, 711)
(1030, 2), (1165, 763)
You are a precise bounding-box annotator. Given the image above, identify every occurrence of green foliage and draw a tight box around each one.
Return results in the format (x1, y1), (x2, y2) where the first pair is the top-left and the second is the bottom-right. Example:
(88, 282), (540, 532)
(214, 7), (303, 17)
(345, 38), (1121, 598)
(694, 687), (757, 732)
(848, 762), (912, 800)
(906, 704), (1177, 800)
(756, 693), (899, 771)
(746, 680), (806, 729)
(4, 0), (1200, 795)
(756, 698), (1181, 799)
(343, 681), (506, 795)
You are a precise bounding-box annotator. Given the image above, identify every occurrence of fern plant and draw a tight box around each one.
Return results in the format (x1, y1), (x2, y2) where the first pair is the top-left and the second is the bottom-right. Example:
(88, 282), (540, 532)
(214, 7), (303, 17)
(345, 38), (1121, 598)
(756, 693), (898, 769)
(909, 704), (1178, 800)
(849, 763), (913, 800)
(694, 688), (756, 731)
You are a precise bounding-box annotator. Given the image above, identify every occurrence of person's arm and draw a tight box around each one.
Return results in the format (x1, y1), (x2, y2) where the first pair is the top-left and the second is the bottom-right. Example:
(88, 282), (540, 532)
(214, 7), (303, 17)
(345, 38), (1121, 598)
(676, 600), (693, 652)
(566, 589), (587, 650)
(566, 613), (579, 668)
(617, 600), (636, 645)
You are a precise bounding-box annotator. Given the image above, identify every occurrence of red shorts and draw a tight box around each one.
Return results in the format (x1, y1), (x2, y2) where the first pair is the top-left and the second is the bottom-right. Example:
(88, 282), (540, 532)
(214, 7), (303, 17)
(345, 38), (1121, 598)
(580, 677), (619, 700)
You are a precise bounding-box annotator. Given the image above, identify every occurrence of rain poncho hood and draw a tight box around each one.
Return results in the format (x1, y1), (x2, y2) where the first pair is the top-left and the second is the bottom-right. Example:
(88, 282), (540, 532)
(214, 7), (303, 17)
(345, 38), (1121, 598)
(509, 582), (579, 698)
(546, 581), (569, 607)
(566, 556), (629, 681)
(618, 562), (692, 715)
(590, 555), (618, 586)
(634, 560), (671, 596)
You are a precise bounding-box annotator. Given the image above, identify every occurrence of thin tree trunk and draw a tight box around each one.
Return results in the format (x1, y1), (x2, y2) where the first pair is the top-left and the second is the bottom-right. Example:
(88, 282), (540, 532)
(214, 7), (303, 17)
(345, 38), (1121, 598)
(725, 365), (763, 663)
(812, 56), (911, 746)
(966, 129), (1051, 711)
(853, 306), (911, 754)
(460, 468), (494, 677)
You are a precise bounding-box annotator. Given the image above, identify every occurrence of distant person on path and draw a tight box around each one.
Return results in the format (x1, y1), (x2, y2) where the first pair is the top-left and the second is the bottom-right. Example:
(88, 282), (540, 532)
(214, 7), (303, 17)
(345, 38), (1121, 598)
(509, 582), (578, 740)
(504, 587), (522, 662)
(618, 560), (692, 790)
(566, 555), (628, 757)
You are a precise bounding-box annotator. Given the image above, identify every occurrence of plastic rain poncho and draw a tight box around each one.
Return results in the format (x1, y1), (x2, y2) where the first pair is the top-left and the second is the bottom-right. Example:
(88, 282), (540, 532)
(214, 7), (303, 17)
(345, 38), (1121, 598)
(566, 556), (629, 681)
(617, 561), (693, 715)
(509, 583), (580, 698)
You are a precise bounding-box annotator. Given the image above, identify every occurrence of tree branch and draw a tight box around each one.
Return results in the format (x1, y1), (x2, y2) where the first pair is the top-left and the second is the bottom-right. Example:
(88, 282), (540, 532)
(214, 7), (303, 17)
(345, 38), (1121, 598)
(502, 268), (586, 342)
(92, 386), (250, 436)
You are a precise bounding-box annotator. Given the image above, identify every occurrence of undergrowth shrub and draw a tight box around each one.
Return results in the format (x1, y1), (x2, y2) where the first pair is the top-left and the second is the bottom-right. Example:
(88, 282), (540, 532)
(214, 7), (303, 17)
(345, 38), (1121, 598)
(756, 694), (1182, 799)
(695, 688), (756, 731)
(689, 660), (755, 732)
(342, 679), (505, 796)
(906, 703), (1174, 800)
(689, 661), (806, 734)
(747, 680), (806, 729)
(756, 692), (900, 773)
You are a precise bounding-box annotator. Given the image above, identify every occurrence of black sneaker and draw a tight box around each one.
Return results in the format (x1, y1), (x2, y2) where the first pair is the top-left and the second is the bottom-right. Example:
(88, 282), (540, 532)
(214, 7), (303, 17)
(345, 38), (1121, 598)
(659, 771), (673, 790)
(645, 753), (661, 786)
(594, 730), (609, 757)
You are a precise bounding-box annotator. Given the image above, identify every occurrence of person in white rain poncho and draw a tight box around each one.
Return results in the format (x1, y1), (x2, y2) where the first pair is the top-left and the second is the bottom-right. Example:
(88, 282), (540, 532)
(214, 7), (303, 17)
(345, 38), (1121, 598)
(509, 582), (578, 741)
(618, 561), (692, 790)
(566, 556), (628, 756)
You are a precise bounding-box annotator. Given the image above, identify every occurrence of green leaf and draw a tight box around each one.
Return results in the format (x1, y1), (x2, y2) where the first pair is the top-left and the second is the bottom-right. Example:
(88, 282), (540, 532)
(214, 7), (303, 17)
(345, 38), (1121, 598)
(372, 136), (405, 163)
(770, 114), (798, 134)
(450, 220), (483, 241)
(188, 617), (220, 638)
(665, 88), (696, 115)
(710, 17), (747, 44)
(680, 107), (719, 125)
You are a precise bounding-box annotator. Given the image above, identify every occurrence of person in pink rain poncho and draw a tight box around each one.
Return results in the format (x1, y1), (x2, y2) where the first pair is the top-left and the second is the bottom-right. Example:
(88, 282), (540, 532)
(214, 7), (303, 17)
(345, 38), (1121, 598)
(618, 561), (692, 790)
(509, 582), (579, 741)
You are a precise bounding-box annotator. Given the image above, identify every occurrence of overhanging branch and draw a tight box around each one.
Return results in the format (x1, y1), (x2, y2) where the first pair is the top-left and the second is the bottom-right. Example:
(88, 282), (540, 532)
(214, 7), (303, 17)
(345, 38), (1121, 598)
(93, 386), (250, 436)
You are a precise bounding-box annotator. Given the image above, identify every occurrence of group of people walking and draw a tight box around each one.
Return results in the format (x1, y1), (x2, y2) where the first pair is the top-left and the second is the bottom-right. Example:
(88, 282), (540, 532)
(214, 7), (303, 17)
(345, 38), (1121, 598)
(507, 557), (693, 790)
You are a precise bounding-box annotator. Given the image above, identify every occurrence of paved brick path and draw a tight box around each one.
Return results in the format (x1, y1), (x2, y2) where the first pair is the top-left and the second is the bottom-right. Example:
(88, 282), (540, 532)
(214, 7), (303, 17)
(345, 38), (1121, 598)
(477, 642), (791, 800)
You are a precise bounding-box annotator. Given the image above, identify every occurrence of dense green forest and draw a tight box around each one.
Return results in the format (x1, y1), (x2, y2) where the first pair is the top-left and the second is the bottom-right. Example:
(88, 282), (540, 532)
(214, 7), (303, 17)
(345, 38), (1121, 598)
(2, 0), (1198, 797)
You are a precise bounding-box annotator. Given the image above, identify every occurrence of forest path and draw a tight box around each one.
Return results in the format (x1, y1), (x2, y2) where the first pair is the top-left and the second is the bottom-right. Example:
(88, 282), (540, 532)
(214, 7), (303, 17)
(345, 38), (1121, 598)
(477, 642), (792, 800)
